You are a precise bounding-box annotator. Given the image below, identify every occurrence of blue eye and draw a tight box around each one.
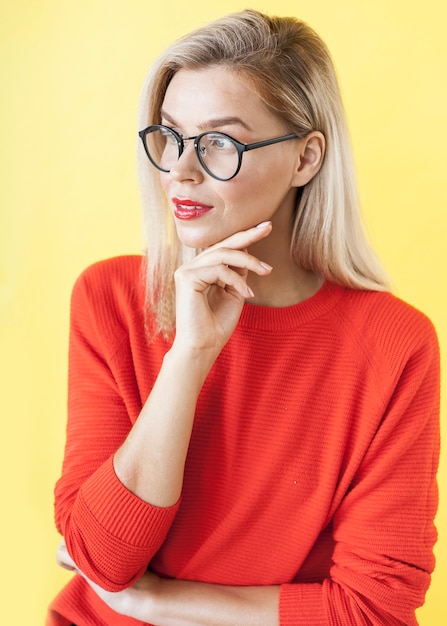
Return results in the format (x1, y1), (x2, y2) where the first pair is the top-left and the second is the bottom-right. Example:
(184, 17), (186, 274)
(160, 127), (179, 144)
(205, 133), (235, 150)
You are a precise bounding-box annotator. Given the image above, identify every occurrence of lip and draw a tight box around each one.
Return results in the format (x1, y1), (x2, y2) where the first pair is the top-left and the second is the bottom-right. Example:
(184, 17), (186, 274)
(172, 197), (214, 220)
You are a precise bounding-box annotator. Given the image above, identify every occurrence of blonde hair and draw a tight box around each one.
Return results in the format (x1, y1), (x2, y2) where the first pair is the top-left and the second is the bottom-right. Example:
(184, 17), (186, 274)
(137, 9), (389, 336)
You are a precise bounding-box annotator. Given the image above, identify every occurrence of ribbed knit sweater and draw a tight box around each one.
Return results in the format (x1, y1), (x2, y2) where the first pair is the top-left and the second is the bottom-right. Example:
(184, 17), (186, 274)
(48, 255), (440, 626)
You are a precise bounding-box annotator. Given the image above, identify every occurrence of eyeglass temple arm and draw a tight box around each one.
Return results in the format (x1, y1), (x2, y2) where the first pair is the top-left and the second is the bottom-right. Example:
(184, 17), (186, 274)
(243, 133), (298, 152)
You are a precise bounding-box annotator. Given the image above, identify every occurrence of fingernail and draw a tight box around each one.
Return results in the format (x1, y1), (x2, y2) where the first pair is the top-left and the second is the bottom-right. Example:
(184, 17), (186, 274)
(260, 262), (273, 271)
(246, 286), (255, 298)
(256, 221), (271, 228)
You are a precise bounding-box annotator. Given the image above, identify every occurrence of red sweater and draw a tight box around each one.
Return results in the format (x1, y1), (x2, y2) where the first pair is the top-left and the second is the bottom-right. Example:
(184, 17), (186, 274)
(48, 255), (440, 626)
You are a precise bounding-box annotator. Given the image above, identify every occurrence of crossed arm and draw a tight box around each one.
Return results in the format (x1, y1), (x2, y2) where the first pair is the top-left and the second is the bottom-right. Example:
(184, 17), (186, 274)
(57, 540), (280, 626)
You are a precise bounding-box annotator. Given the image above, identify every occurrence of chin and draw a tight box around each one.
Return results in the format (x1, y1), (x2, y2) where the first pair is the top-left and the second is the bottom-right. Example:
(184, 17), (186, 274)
(176, 231), (216, 250)
(175, 225), (227, 250)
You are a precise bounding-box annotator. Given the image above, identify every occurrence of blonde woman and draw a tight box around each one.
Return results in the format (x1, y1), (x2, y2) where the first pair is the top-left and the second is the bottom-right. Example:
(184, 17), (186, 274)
(49, 10), (440, 626)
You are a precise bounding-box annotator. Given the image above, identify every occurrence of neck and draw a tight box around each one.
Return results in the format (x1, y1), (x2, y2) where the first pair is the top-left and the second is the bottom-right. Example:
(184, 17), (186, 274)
(247, 264), (323, 307)
(247, 224), (323, 307)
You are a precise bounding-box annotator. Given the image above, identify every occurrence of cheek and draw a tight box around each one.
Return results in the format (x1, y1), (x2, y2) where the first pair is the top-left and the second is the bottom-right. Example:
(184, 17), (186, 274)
(159, 172), (169, 195)
(219, 182), (257, 217)
(226, 164), (291, 210)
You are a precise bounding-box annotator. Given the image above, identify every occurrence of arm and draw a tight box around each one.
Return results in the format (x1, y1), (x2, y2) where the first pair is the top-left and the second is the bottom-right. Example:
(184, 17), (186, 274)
(113, 222), (273, 507)
(57, 541), (280, 626)
(280, 316), (441, 625)
(54, 257), (181, 590)
(55, 224), (273, 590)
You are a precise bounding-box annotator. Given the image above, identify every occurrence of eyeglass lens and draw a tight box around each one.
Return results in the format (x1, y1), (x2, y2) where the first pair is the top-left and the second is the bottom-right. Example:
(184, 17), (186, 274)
(144, 126), (240, 180)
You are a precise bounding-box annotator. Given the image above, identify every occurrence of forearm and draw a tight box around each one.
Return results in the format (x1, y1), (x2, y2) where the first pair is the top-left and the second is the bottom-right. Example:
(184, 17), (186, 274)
(58, 345), (215, 587)
(130, 573), (280, 626)
(113, 344), (216, 507)
(57, 544), (280, 625)
(150, 577), (280, 626)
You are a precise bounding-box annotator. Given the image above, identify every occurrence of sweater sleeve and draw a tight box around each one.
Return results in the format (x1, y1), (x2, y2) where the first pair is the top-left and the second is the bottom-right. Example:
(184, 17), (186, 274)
(279, 315), (440, 625)
(54, 259), (179, 591)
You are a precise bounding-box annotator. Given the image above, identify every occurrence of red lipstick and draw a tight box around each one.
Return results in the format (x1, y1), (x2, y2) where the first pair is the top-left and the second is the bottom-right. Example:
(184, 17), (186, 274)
(172, 198), (213, 220)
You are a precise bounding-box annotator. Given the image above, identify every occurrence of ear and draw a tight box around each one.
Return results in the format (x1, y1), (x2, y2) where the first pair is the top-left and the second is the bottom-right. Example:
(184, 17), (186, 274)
(291, 131), (325, 187)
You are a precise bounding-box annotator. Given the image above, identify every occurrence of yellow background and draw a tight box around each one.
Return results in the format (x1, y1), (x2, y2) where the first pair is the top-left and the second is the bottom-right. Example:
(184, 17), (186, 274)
(1, 0), (446, 623)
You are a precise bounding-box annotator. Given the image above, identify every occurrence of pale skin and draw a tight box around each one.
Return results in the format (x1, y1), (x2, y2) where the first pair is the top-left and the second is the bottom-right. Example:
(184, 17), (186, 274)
(56, 66), (325, 625)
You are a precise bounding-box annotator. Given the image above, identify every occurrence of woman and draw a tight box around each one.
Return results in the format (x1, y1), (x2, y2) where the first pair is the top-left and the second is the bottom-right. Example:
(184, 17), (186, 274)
(48, 9), (440, 626)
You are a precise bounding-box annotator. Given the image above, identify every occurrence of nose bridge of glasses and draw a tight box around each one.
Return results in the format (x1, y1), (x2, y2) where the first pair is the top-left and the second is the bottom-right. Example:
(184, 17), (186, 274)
(179, 134), (201, 156)
(169, 134), (204, 178)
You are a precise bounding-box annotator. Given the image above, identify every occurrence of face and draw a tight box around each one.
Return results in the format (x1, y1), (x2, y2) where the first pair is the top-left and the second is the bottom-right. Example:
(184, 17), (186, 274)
(159, 66), (303, 249)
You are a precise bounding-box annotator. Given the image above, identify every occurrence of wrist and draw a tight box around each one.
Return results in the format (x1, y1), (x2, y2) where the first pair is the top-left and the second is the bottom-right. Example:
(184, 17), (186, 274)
(123, 572), (165, 622)
(167, 339), (218, 383)
(147, 575), (171, 624)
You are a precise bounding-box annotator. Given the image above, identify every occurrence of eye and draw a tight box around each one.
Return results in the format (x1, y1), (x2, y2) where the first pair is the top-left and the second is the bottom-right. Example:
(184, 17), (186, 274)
(206, 133), (235, 151)
(160, 126), (180, 144)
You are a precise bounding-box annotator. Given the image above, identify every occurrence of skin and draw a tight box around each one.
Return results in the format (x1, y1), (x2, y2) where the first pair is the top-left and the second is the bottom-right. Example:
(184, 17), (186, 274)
(57, 66), (325, 625)
(161, 66), (325, 307)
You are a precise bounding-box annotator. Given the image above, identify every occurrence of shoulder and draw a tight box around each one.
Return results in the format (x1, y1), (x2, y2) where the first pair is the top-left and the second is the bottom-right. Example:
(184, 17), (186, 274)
(70, 255), (146, 341)
(338, 288), (437, 340)
(72, 255), (144, 306)
(334, 287), (439, 375)
(73, 254), (143, 291)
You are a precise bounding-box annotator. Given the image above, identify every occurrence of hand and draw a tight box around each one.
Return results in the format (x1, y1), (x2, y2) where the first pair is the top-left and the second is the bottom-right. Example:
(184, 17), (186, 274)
(56, 540), (160, 620)
(173, 221), (273, 355)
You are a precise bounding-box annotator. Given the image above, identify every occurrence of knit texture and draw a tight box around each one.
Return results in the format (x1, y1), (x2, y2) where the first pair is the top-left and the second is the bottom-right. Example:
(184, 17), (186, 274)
(48, 255), (440, 626)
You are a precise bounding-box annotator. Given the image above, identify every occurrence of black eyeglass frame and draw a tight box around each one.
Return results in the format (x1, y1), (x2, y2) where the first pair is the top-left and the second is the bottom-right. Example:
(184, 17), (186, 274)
(138, 124), (299, 181)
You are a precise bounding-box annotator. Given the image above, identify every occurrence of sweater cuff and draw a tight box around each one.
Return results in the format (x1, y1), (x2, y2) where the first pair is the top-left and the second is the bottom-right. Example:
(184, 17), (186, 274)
(279, 583), (326, 626)
(79, 455), (180, 548)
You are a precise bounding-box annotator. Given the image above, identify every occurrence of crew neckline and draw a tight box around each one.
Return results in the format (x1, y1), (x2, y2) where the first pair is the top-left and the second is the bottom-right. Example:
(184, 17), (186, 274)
(238, 281), (345, 331)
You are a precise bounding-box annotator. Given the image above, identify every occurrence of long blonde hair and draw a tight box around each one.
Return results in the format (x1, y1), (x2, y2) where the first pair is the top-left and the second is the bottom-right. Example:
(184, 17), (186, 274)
(137, 9), (389, 336)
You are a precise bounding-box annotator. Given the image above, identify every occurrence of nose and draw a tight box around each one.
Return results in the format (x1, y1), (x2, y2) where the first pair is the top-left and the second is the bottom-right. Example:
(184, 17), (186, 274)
(169, 141), (204, 183)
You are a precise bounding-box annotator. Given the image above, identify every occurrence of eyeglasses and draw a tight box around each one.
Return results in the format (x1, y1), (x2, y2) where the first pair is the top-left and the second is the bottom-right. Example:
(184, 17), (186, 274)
(138, 124), (298, 181)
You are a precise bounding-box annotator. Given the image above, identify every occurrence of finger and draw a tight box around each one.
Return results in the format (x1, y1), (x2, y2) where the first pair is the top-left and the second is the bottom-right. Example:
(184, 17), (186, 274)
(176, 255), (271, 299)
(201, 221), (272, 254)
(188, 248), (273, 276)
(55, 540), (77, 572)
(182, 264), (255, 299)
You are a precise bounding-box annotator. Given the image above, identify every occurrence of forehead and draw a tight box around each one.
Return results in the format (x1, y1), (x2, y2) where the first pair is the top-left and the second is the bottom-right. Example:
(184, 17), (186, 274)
(161, 66), (282, 131)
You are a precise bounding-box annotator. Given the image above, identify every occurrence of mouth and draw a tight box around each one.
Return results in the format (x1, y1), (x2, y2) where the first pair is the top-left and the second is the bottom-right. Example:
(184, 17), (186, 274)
(172, 197), (214, 220)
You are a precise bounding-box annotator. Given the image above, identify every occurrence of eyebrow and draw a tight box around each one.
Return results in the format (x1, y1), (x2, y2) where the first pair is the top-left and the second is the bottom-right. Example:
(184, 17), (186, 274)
(160, 109), (253, 132)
